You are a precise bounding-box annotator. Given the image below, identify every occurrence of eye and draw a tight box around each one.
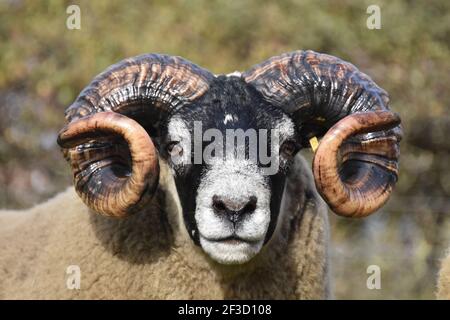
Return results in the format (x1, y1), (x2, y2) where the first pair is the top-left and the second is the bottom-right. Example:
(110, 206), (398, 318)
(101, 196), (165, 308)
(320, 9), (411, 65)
(166, 141), (183, 157)
(280, 140), (298, 158)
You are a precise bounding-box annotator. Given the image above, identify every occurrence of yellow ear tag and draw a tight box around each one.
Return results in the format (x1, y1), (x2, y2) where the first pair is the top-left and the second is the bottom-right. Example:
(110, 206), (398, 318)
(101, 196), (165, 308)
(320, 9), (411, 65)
(309, 136), (319, 153)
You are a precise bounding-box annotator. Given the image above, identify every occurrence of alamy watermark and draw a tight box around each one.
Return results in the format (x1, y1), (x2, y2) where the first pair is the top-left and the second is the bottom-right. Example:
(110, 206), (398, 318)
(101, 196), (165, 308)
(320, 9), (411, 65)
(170, 121), (282, 176)
(366, 5), (381, 29)
(366, 264), (381, 290)
(66, 265), (81, 290)
(66, 5), (81, 30)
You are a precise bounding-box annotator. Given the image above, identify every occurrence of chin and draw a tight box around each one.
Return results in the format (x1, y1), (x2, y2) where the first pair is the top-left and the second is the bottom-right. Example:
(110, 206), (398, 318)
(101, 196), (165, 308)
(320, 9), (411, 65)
(199, 236), (264, 265)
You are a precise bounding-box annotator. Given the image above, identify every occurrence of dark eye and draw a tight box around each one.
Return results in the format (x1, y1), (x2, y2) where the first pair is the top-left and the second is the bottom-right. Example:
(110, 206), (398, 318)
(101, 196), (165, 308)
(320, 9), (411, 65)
(280, 140), (298, 158)
(166, 141), (183, 157)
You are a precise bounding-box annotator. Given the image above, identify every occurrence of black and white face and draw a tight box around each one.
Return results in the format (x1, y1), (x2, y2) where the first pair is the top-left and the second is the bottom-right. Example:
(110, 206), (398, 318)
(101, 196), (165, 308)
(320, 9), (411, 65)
(162, 76), (299, 264)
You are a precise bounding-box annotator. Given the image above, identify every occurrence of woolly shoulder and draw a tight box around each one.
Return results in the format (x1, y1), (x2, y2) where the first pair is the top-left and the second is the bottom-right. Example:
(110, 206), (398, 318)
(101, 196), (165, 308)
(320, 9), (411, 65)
(0, 188), (89, 298)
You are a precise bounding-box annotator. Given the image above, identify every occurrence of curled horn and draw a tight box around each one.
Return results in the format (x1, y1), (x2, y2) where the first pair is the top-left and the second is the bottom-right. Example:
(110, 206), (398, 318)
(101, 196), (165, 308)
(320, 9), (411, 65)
(243, 50), (403, 217)
(58, 54), (214, 217)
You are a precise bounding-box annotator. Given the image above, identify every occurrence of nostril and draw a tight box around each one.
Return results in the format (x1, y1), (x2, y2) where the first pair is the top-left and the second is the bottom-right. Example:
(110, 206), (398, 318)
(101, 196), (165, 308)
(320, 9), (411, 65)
(211, 195), (257, 216)
(212, 195), (227, 213)
(241, 196), (257, 214)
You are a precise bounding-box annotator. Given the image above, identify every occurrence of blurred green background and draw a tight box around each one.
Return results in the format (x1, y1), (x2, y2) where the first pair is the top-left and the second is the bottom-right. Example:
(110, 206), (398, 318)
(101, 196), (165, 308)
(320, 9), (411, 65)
(0, 0), (449, 299)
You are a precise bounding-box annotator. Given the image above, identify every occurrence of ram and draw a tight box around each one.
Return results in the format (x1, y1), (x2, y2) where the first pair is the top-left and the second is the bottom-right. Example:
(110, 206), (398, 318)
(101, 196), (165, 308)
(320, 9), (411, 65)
(0, 51), (402, 299)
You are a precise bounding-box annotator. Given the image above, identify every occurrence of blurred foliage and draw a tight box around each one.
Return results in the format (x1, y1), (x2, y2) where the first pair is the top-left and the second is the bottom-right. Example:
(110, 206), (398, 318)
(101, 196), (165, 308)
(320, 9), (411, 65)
(0, 0), (449, 299)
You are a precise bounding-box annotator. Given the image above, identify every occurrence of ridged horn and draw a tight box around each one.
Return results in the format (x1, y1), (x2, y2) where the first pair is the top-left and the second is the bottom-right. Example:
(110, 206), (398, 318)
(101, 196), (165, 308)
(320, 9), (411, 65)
(243, 50), (403, 217)
(58, 54), (214, 217)
(58, 112), (158, 217)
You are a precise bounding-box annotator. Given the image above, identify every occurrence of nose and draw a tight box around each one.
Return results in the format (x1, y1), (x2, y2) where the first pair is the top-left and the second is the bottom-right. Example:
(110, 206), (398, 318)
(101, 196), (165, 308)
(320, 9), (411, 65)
(212, 195), (257, 224)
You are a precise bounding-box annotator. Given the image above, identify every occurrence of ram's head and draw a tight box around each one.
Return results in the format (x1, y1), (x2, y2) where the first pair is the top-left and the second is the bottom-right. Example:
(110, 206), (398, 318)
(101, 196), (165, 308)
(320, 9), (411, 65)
(57, 51), (402, 264)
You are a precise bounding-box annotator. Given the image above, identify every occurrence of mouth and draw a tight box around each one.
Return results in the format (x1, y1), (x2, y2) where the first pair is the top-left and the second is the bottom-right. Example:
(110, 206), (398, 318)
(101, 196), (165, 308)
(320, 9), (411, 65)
(202, 235), (260, 245)
(199, 233), (265, 264)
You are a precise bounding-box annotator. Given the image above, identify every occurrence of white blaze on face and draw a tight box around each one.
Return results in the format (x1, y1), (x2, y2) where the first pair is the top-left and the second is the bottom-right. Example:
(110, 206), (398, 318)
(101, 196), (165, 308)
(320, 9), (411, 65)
(195, 159), (271, 264)
(223, 113), (238, 125)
